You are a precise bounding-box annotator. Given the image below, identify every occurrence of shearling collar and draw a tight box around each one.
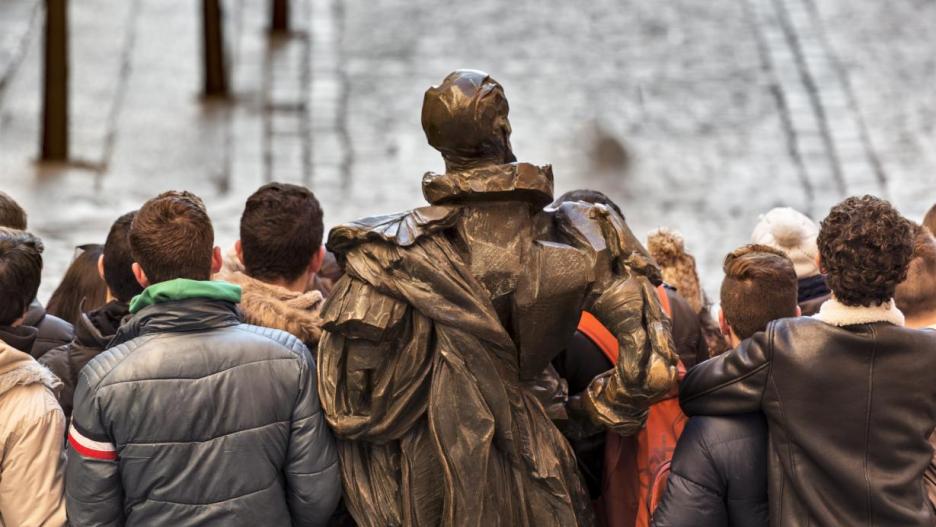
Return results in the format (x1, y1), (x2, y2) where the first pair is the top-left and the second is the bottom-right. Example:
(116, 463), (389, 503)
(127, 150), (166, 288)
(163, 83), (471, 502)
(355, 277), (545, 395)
(813, 298), (905, 327)
(421, 162), (554, 208)
(223, 271), (325, 347)
(0, 341), (61, 397)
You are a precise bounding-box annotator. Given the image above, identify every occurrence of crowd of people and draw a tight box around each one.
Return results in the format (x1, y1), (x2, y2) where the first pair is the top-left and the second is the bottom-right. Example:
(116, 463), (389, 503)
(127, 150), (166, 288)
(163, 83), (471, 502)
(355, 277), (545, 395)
(1, 71), (936, 527)
(2, 185), (935, 527)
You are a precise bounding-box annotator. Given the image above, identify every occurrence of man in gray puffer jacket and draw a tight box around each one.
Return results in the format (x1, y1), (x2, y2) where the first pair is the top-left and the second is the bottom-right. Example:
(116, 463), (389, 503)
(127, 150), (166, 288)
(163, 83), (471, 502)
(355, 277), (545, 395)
(65, 191), (341, 526)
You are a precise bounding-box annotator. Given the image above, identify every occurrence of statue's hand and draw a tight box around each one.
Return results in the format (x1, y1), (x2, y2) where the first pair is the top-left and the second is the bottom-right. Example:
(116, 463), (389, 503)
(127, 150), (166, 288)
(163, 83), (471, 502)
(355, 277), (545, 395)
(580, 276), (678, 435)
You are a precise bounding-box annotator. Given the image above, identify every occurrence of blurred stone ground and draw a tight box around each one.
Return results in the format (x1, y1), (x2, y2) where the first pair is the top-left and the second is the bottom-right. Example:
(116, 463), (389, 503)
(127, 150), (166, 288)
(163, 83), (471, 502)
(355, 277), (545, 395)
(1, 0), (934, 300)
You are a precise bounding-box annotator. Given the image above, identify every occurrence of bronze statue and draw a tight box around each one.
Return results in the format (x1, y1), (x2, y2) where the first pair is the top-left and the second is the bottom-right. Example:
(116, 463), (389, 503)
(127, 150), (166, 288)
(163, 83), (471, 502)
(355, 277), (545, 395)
(317, 70), (678, 527)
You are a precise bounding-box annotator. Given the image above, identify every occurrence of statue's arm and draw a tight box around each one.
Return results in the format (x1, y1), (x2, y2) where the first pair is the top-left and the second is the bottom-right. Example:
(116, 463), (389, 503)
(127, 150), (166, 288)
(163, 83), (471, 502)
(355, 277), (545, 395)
(552, 202), (679, 436)
(317, 274), (431, 442)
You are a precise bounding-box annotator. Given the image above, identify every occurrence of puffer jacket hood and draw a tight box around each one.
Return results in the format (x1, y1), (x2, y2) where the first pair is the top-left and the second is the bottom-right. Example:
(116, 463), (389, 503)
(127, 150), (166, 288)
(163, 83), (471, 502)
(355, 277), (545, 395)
(222, 271), (325, 347)
(21, 299), (74, 359)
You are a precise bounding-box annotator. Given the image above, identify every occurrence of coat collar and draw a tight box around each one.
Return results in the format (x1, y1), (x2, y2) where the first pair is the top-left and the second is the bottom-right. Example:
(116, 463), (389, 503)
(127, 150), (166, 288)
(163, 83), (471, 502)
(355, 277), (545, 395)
(130, 279), (241, 314)
(421, 162), (554, 208)
(813, 298), (905, 327)
(0, 341), (61, 396)
(222, 271), (325, 346)
(111, 298), (242, 347)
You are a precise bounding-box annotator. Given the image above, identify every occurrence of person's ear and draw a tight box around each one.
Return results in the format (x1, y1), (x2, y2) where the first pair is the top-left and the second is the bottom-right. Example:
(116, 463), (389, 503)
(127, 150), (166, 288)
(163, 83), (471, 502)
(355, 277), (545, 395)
(308, 245), (326, 275)
(132, 262), (150, 288)
(795, 305), (802, 317)
(718, 307), (731, 337)
(235, 240), (245, 268)
(97, 254), (106, 281)
(816, 253), (825, 274)
(211, 246), (223, 275)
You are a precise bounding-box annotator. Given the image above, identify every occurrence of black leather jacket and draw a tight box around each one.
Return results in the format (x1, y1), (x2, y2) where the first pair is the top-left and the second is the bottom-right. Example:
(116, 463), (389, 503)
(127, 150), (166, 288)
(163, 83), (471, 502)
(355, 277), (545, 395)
(65, 298), (341, 526)
(652, 414), (767, 527)
(680, 317), (936, 526)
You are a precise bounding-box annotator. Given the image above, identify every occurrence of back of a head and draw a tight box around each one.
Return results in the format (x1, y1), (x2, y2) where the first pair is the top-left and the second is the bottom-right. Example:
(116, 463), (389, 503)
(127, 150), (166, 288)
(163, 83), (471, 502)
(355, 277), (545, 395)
(130, 191), (214, 284)
(104, 211), (144, 302)
(720, 244), (799, 340)
(0, 228), (43, 326)
(0, 192), (27, 230)
(894, 224), (936, 319)
(750, 207), (820, 279)
(924, 204), (936, 237)
(47, 245), (107, 326)
(817, 195), (913, 307)
(422, 69), (515, 167)
(240, 183), (323, 283)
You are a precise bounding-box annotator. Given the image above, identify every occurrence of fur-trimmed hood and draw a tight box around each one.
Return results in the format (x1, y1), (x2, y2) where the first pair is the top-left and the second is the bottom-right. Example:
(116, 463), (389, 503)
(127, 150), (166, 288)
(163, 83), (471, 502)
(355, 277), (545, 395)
(0, 340), (62, 397)
(223, 271), (325, 347)
(813, 298), (906, 327)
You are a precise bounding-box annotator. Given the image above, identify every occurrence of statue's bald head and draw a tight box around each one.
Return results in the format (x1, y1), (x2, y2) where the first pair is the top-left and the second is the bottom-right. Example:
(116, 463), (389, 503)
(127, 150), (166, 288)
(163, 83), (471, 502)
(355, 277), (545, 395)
(421, 70), (515, 170)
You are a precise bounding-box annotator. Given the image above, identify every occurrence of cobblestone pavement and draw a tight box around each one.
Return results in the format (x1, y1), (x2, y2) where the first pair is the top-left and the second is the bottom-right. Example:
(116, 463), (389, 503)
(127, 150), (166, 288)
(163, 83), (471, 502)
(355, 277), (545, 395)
(1, 0), (934, 299)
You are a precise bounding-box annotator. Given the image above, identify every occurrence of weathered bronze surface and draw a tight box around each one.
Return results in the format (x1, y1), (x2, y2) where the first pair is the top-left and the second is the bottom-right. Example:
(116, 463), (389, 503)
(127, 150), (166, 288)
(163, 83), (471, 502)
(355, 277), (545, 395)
(318, 70), (678, 527)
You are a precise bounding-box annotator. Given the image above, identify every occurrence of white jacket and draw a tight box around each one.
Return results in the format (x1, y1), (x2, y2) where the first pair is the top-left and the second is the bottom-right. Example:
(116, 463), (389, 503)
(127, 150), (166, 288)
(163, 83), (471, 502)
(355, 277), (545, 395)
(0, 341), (66, 527)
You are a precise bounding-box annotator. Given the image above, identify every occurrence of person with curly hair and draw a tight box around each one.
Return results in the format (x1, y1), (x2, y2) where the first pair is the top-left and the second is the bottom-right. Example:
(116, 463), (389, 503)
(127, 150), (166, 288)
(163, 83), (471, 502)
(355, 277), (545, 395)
(678, 195), (936, 526)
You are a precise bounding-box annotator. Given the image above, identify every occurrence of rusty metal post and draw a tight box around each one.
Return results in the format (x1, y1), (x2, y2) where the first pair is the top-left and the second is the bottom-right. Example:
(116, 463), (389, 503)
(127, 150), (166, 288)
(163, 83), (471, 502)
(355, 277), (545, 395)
(202, 0), (228, 97)
(271, 0), (289, 32)
(41, 0), (69, 161)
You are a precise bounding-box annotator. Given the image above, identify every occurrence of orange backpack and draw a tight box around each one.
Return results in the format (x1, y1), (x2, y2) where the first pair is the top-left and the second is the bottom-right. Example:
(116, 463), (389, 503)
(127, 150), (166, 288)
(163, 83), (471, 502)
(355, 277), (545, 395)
(577, 286), (687, 527)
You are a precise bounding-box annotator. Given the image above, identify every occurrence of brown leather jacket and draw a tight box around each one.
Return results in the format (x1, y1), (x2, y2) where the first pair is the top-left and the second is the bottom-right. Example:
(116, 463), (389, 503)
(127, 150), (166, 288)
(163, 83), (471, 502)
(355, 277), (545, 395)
(681, 300), (936, 526)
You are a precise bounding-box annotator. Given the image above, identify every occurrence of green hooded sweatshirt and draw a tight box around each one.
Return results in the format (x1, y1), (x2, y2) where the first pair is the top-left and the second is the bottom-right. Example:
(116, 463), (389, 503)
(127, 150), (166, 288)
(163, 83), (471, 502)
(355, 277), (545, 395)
(129, 279), (242, 314)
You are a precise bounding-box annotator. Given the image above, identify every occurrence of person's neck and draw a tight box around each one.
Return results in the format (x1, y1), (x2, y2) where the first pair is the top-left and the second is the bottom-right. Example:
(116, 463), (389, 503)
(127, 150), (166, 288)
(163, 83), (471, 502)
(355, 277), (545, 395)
(267, 274), (312, 294)
(905, 311), (936, 329)
(728, 330), (742, 348)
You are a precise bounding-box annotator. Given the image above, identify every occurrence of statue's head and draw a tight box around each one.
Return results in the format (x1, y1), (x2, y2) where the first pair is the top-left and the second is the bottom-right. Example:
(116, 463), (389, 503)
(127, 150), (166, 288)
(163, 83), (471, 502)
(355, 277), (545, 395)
(422, 70), (516, 171)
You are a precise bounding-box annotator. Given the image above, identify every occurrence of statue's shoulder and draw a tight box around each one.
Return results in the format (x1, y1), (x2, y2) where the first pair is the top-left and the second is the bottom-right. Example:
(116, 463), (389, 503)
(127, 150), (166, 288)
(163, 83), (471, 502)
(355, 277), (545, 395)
(326, 205), (461, 255)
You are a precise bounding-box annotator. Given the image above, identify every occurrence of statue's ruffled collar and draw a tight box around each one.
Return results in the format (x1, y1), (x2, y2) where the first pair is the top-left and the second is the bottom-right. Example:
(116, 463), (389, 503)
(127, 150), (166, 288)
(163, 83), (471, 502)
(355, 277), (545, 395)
(422, 162), (554, 208)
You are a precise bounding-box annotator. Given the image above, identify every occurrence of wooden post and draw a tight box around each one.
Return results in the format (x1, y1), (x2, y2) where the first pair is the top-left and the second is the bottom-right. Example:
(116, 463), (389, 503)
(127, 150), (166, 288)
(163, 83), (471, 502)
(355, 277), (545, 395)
(271, 0), (289, 32)
(202, 0), (228, 97)
(41, 0), (69, 161)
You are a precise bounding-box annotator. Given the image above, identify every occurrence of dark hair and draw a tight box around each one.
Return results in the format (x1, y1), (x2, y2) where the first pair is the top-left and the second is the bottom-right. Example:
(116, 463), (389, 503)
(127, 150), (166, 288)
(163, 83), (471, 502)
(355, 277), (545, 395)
(720, 244), (799, 339)
(240, 183), (324, 283)
(47, 244), (107, 326)
(554, 189), (624, 217)
(817, 195), (914, 307)
(104, 211), (144, 302)
(130, 191), (215, 284)
(0, 228), (43, 325)
(0, 192), (27, 230)
(924, 204), (936, 237)
(894, 224), (936, 318)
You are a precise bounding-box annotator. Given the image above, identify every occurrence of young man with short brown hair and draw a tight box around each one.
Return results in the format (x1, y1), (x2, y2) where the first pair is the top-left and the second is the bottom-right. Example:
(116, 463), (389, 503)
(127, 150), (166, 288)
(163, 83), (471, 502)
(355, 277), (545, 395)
(66, 190), (340, 526)
(655, 244), (800, 526)
(220, 183), (328, 350)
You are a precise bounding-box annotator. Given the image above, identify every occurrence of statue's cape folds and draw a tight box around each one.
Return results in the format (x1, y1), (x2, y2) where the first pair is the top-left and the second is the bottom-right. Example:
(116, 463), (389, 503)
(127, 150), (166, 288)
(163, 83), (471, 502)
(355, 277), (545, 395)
(318, 162), (676, 527)
(318, 164), (595, 527)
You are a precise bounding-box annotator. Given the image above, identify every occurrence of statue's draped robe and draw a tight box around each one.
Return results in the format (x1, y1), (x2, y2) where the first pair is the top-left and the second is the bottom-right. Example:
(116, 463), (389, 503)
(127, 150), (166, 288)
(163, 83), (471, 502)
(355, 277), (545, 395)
(318, 164), (676, 527)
